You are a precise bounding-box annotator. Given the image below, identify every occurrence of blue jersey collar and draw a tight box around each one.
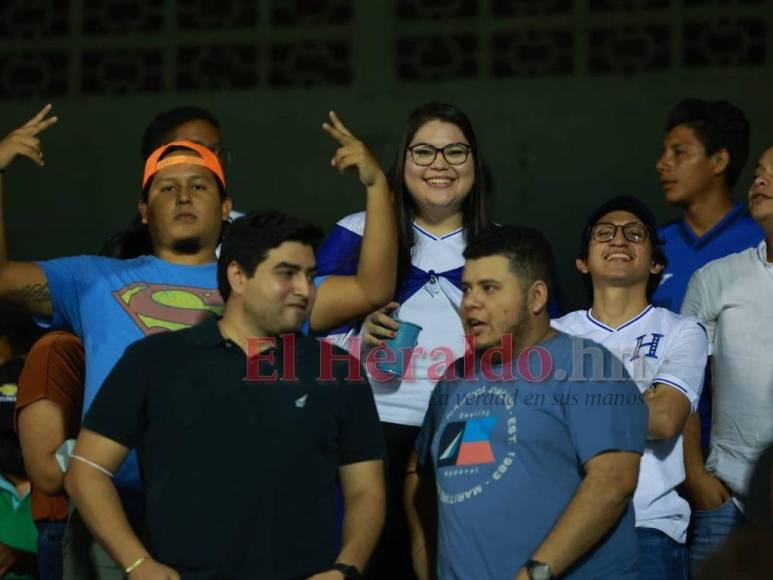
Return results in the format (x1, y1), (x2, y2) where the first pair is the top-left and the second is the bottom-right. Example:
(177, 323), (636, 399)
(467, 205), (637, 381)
(679, 203), (749, 249)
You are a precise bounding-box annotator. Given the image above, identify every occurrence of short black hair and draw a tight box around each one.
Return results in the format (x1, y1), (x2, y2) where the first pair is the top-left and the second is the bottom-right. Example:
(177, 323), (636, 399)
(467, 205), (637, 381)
(666, 98), (750, 188)
(141, 106), (220, 159)
(217, 210), (324, 301)
(464, 225), (554, 292)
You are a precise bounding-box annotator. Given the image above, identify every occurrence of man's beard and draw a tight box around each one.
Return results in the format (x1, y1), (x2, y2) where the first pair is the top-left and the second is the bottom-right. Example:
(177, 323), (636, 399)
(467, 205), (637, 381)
(171, 236), (203, 255)
(474, 303), (531, 359)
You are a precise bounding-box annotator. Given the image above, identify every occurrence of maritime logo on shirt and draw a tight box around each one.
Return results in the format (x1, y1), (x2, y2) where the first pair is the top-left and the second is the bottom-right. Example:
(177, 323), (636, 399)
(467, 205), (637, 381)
(437, 417), (496, 468)
(435, 384), (517, 506)
(113, 282), (224, 335)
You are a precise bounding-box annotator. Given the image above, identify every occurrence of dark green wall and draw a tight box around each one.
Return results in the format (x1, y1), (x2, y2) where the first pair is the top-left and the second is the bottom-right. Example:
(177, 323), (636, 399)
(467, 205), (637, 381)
(3, 0), (772, 309)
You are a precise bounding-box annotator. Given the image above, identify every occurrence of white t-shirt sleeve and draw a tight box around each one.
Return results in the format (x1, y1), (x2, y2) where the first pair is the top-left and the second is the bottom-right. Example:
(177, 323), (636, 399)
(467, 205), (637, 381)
(680, 269), (718, 356)
(652, 317), (709, 412)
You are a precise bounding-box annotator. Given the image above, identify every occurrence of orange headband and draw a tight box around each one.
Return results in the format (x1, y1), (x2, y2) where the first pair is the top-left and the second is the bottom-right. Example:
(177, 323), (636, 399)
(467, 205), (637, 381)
(142, 140), (226, 191)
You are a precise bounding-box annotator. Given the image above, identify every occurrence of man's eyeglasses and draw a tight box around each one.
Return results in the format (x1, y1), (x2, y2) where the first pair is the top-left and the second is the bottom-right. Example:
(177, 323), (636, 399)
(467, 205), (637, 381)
(408, 143), (472, 166)
(588, 222), (649, 243)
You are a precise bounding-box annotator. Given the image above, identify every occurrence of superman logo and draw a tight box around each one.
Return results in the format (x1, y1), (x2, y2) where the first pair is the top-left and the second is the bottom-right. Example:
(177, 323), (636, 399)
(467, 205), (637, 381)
(113, 282), (224, 335)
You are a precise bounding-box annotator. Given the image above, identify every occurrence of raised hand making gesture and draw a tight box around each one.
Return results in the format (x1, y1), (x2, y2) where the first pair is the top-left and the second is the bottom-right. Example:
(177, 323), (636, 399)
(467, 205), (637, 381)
(322, 111), (386, 189)
(309, 110), (397, 333)
(0, 104), (58, 171)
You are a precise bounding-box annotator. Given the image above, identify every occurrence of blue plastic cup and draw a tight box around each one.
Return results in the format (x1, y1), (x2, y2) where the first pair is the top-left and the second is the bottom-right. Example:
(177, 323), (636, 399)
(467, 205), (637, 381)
(375, 318), (423, 378)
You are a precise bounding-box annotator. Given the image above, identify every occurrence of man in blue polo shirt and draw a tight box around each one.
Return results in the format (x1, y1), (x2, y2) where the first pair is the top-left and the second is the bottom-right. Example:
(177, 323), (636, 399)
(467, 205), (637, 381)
(654, 98), (763, 313)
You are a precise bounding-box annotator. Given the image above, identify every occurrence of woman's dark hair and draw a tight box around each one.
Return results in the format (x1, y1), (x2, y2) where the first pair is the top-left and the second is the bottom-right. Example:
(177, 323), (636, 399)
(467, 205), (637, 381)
(392, 102), (489, 284)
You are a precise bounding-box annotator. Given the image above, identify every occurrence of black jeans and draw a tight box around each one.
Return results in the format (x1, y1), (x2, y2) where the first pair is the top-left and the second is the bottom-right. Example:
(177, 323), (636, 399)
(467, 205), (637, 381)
(364, 422), (421, 580)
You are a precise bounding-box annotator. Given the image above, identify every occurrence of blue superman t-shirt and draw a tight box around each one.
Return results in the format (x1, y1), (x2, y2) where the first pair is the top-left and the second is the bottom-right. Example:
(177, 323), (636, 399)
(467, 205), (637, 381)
(416, 333), (647, 579)
(37, 255), (222, 504)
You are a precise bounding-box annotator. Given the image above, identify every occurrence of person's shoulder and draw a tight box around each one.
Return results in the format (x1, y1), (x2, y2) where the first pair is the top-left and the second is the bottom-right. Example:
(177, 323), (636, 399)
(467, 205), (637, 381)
(36, 331), (84, 360)
(650, 306), (708, 343)
(125, 320), (205, 358)
(302, 336), (360, 379)
(695, 244), (759, 279)
(657, 218), (681, 239)
(335, 211), (367, 236)
(40, 254), (130, 274)
(31, 330), (81, 351)
(550, 309), (589, 334)
(650, 305), (693, 326)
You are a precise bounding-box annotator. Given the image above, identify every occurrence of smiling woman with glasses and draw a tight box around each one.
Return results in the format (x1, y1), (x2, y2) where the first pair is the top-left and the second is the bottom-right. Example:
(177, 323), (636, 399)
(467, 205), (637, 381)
(314, 102), (491, 580)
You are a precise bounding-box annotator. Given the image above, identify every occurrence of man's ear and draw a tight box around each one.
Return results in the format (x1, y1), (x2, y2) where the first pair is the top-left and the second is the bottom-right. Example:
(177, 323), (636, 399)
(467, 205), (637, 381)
(576, 256), (590, 275)
(528, 280), (549, 315)
(711, 148), (730, 177)
(226, 261), (246, 297)
(221, 196), (233, 221)
(649, 260), (665, 276)
(138, 200), (148, 225)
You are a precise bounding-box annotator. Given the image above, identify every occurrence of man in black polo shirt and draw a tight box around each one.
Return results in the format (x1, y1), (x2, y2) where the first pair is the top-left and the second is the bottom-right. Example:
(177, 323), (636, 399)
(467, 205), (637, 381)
(65, 211), (386, 580)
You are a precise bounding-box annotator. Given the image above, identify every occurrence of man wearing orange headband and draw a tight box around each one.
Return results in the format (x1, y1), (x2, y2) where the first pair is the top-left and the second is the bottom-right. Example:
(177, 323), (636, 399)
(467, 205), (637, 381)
(0, 104), (398, 579)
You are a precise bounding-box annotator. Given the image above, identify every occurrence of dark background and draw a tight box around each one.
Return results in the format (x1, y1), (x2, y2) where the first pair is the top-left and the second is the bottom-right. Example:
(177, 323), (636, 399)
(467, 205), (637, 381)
(2, 0), (772, 310)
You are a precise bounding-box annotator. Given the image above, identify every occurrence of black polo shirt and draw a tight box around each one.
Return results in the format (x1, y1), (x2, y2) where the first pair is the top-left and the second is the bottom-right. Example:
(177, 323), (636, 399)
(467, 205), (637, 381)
(84, 316), (384, 580)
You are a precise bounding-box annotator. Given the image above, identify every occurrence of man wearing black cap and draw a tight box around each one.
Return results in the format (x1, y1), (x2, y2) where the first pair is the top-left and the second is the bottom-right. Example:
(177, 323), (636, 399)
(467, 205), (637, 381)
(552, 196), (709, 579)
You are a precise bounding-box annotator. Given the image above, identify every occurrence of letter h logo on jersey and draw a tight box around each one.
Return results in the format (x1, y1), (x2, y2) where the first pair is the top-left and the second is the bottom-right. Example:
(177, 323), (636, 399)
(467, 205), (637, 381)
(630, 333), (664, 361)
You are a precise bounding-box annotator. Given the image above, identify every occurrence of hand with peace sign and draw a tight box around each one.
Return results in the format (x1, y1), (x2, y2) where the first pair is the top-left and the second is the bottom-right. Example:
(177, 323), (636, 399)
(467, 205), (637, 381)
(0, 104), (58, 171)
(322, 111), (386, 189)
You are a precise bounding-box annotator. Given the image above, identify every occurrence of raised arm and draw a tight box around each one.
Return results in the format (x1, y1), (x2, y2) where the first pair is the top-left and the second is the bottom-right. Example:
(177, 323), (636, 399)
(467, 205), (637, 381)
(0, 105), (59, 317)
(310, 111), (397, 332)
(64, 430), (180, 580)
(515, 451), (640, 579)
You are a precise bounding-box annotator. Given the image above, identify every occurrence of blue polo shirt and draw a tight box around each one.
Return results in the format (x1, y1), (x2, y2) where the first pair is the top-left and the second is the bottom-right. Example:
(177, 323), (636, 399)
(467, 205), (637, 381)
(653, 203), (764, 312)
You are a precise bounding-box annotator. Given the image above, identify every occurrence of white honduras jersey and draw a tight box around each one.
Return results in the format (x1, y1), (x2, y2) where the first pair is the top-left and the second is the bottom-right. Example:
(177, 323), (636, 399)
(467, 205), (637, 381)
(551, 305), (709, 543)
(321, 212), (467, 426)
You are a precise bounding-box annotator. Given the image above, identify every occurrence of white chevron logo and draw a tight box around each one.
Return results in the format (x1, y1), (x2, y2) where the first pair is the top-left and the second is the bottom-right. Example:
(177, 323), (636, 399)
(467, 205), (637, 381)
(439, 431), (463, 461)
(295, 394), (308, 408)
